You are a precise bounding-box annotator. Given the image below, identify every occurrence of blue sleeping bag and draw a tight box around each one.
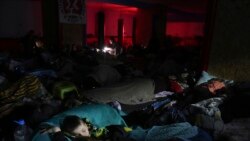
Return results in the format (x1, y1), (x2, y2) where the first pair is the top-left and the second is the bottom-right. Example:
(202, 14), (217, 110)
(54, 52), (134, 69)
(129, 122), (212, 141)
(32, 103), (127, 141)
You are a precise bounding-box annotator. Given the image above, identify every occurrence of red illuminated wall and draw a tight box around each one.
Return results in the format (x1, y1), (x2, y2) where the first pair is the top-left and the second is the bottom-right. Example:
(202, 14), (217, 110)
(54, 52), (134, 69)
(166, 22), (204, 46)
(135, 9), (153, 47)
(86, 2), (137, 47)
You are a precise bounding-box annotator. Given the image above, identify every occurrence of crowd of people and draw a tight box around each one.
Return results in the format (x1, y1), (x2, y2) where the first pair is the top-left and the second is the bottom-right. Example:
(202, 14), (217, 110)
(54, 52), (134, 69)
(1, 32), (250, 141)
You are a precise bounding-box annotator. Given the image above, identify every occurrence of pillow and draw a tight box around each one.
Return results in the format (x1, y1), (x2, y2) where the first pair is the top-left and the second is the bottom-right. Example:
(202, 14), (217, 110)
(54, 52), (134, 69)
(195, 71), (234, 86)
(195, 71), (216, 86)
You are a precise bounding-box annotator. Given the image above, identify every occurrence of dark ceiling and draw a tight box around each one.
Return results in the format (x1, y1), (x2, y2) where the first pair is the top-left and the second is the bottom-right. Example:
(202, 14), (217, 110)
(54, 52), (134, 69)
(137, 0), (208, 14)
(87, 0), (208, 15)
(86, 0), (208, 22)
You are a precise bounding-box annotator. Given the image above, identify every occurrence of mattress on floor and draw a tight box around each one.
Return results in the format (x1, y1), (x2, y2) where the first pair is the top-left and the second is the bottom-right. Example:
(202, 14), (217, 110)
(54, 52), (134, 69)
(81, 78), (155, 105)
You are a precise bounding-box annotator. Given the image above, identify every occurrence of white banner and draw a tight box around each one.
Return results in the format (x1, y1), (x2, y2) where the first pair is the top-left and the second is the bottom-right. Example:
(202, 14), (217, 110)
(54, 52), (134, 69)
(58, 0), (86, 24)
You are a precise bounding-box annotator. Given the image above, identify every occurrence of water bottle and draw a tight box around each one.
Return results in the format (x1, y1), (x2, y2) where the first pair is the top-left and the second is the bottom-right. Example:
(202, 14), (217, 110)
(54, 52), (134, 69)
(13, 119), (33, 141)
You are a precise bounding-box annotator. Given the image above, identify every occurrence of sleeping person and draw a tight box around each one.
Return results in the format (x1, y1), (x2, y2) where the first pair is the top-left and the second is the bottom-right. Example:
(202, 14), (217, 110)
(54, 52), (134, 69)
(43, 115), (137, 141)
(41, 115), (100, 141)
(33, 103), (212, 141)
(32, 103), (128, 141)
(175, 78), (227, 108)
(175, 77), (250, 123)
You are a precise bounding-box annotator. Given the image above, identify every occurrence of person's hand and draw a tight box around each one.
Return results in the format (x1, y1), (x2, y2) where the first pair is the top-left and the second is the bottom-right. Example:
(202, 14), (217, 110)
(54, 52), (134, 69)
(40, 126), (61, 134)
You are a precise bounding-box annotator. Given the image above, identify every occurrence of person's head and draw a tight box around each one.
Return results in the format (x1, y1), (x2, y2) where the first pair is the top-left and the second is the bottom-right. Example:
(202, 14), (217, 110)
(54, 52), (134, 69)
(34, 37), (45, 48)
(207, 78), (225, 94)
(61, 115), (90, 138)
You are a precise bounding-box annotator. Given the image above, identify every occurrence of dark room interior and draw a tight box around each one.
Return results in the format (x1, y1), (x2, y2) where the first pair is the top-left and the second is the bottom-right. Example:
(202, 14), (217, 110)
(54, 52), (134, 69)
(1, 0), (250, 141)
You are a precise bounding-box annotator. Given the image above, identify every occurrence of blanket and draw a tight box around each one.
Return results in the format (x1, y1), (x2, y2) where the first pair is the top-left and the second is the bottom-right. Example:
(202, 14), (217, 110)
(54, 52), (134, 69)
(190, 97), (224, 117)
(129, 122), (212, 141)
(0, 75), (42, 118)
(32, 103), (127, 141)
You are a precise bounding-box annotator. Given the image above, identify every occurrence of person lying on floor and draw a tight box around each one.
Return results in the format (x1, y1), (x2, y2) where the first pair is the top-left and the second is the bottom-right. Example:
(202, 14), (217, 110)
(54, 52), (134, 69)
(175, 78), (226, 108)
(41, 115), (132, 141)
(218, 80), (250, 122)
(33, 103), (128, 141)
(34, 103), (212, 141)
(175, 78), (250, 122)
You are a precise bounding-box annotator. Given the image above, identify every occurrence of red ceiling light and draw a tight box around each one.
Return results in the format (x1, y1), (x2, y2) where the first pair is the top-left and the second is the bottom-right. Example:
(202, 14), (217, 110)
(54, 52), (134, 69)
(87, 2), (138, 13)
